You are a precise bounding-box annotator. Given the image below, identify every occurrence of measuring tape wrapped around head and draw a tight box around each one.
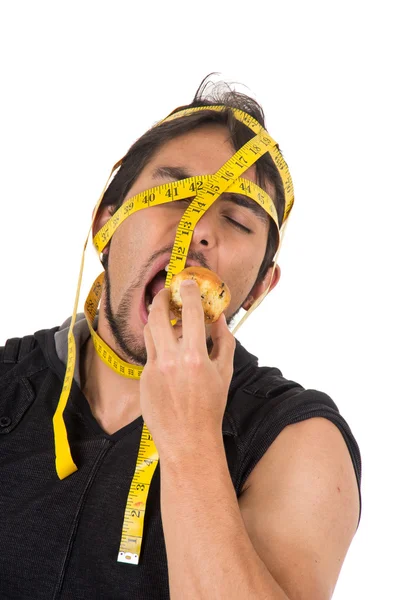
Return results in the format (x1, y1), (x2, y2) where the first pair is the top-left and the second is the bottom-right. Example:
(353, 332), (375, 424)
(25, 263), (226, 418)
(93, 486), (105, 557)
(52, 105), (294, 564)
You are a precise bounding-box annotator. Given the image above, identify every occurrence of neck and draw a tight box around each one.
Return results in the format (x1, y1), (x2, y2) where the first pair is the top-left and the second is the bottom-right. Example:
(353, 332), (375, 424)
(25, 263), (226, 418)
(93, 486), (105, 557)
(80, 317), (143, 435)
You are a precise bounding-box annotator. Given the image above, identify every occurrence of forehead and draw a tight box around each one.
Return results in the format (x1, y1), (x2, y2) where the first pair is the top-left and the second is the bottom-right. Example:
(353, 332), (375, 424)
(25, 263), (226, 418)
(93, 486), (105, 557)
(145, 123), (258, 184)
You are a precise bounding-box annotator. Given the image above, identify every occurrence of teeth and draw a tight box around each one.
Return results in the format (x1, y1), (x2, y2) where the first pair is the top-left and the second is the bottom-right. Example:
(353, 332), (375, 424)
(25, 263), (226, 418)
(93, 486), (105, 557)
(165, 263), (170, 272)
(148, 303), (153, 312)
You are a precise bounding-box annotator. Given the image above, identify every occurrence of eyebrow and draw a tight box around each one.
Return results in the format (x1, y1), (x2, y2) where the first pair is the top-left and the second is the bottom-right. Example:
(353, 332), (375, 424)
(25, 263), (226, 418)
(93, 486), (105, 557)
(152, 166), (269, 225)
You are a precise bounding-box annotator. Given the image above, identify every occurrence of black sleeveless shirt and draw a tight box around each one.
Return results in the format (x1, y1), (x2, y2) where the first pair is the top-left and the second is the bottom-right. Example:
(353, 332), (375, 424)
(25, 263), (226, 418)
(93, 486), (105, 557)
(0, 326), (361, 599)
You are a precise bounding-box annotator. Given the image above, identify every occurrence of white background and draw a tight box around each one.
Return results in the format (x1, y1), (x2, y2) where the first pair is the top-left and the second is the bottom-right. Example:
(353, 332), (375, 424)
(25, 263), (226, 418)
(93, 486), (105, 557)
(1, 2), (396, 597)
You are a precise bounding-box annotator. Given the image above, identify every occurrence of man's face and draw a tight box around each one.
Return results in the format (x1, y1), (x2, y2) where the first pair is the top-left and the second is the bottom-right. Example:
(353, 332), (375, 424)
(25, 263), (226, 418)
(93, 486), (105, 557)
(98, 123), (274, 365)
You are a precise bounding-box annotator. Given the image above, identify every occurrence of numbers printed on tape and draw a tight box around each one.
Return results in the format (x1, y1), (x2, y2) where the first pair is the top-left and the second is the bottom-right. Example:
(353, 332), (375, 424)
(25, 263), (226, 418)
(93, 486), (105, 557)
(117, 424), (158, 563)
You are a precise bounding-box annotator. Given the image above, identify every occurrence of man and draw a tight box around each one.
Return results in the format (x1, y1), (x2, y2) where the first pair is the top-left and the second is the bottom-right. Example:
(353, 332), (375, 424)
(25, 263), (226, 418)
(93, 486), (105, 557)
(0, 78), (361, 599)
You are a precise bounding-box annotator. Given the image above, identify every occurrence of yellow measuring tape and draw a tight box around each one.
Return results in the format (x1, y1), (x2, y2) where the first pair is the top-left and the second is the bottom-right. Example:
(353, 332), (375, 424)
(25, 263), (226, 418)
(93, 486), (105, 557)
(52, 105), (294, 564)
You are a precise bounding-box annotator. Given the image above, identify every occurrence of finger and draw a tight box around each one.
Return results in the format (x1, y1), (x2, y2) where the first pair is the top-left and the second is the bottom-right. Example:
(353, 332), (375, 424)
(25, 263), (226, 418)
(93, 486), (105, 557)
(147, 288), (177, 354)
(180, 279), (207, 351)
(209, 313), (236, 373)
(143, 322), (157, 363)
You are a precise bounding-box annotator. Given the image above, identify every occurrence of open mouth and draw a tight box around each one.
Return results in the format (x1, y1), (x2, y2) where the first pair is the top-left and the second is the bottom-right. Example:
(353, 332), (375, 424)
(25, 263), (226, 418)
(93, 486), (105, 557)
(144, 268), (168, 313)
(140, 262), (170, 324)
(140, 258), (204, 325)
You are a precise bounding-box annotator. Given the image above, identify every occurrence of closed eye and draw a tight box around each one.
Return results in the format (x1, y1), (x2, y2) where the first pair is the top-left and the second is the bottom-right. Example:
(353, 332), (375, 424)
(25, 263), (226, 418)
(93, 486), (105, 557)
(225, 217), (252, 234)
(176, 198), (252, 234)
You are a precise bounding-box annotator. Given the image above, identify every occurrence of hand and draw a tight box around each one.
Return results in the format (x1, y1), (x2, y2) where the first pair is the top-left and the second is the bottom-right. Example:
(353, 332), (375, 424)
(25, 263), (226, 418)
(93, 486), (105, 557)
(140, 280), (236, 458)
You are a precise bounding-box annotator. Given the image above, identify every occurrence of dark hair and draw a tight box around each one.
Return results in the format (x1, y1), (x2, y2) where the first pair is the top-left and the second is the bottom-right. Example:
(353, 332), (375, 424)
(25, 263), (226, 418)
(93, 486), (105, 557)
(100, 74), (285, 285)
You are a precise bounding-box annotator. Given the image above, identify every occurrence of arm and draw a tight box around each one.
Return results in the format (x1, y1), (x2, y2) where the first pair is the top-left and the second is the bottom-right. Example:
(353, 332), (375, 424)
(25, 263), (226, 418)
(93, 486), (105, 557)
(140, 284), (359, 599)
(160, 417), (359, 600)
(160, 432), (289, 600)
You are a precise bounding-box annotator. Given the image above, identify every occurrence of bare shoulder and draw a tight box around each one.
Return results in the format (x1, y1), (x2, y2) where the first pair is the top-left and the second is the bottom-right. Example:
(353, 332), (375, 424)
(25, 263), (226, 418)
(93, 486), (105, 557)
(238, 417), (360, 600)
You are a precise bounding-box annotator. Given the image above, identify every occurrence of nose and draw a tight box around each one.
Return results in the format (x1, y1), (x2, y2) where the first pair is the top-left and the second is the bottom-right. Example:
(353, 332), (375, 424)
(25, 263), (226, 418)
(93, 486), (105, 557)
(190, 204), (218, 250)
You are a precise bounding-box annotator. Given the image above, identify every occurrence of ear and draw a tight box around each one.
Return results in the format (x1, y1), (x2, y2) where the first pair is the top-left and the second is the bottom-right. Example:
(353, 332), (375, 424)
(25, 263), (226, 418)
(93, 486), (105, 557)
(242, 263), (281, 310)
(92, 203), (115, 260)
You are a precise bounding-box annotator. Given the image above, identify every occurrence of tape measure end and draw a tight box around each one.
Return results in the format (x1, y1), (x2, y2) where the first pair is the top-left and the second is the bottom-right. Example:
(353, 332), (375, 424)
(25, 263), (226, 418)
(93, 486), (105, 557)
(117, 552), (139, 565)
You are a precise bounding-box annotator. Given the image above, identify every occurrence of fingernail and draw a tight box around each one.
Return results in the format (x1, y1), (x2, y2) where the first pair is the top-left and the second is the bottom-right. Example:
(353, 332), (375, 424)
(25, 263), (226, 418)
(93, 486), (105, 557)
(180, 279), (197, 287)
